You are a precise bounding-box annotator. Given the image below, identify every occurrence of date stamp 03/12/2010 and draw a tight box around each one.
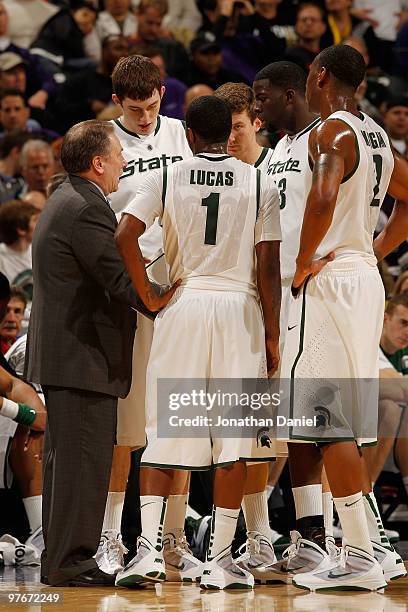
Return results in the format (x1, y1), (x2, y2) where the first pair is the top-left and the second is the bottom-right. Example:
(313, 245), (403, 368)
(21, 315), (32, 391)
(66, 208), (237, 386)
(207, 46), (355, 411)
(0, 592), (63, 605)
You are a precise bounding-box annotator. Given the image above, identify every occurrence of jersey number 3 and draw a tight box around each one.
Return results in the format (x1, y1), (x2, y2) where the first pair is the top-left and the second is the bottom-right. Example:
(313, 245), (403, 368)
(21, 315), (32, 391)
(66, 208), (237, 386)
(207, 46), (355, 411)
(202, 193), (220, 245)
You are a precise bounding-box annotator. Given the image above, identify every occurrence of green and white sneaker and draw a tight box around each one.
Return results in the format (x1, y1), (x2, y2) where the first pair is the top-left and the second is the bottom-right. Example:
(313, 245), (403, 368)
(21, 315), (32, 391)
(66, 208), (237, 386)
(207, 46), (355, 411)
(115, 536), (165, 588)
(163, 533), (203, 583)
(248, 530), (336, 585)
(372, 540), (407, 582)
(235, 532), (277, 577)
(292, 545), (387, 593)
(200, 549), (254, 590)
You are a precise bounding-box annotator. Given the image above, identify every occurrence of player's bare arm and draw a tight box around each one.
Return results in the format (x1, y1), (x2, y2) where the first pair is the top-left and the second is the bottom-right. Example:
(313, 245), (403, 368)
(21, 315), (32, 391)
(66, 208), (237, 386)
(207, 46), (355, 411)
(115, 214), (180, 312)
(293, 119), (356, 290)
(373, 152), (408, 261)
(256, 240), (281, 376)
(0, 366), (46, 431)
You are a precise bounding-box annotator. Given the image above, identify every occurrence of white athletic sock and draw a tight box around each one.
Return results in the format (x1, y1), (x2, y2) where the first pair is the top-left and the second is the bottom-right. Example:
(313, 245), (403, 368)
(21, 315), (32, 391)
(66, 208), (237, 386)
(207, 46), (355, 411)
(363, 492), (391, 547)
(292, 484), (322, 519)
(102, 491), (125, 534)
(334, 491), (373, 556)
(140, 495), (167, 550)
(403, 476), (408, 497)
(266, 485), (274, 499)
(207, 506), (240, 560)
(22, 495), (42, 533)
(242, 491), (271, 540)
(322, 491), (334, 538)
(163, 493), (187, 540)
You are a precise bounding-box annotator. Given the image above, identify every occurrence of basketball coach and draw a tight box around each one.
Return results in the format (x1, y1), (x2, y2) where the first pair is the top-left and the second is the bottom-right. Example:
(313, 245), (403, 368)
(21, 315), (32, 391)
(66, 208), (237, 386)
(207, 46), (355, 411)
(24, 121), (170, 587)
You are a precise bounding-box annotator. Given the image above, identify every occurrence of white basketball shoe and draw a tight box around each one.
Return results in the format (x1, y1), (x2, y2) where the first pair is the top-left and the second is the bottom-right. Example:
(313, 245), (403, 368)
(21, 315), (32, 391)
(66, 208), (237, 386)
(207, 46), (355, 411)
(95, 530), (128, 575)
(115, 536), (165, 588)
(247, 530), (336, 585)
(235, 532), (277, 577)
(292, 544), (387, 592)
(371, 540), (407, 582)
(163, 533), (203, 583)
(200, 549), (254, 590)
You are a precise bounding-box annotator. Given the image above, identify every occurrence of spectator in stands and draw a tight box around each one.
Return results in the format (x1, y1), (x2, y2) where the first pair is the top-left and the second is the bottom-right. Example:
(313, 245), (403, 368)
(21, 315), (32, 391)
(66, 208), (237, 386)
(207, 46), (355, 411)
(394, 271), (408, 296)
(284, 2), (326, 72)
(22, 190), (46, 210)
(0, 285), (27, 354)
(4, 0), (58, 49)
(132, 0), (190, 81)
(363, 293), (408, 493)
(30, 2), (98, 75)
(383, 97), (408, 158)
(0, 200), (39, 284)
(0, 130), (29, 204)
(96, 0), (138, 42)
(0, 90), (59, 141)
(55, 34), (129, 132)
(162, 0), (202, 46)
(200, 0), (285, 82)
(19, 140), (55, 196)
(342, 37), (383, 122)
(321, 0), (365, 46)
(130, 43), (187, 119)
(0, 2), (56, 109)
(184, 83), (214, 113)
(187, 33), (244, 88)
(353, 0), (403, 73)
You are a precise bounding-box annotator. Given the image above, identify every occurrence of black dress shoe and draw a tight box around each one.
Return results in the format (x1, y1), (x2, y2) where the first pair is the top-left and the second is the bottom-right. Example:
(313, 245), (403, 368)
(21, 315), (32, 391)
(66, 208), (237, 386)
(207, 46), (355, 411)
(40, 575), (49, 585)
(55, 568), (115, 587)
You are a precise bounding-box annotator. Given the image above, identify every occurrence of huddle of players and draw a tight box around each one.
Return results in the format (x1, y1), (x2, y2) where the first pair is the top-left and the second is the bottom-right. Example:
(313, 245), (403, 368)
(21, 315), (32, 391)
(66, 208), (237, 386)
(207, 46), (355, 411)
(104, 48), (408, 592)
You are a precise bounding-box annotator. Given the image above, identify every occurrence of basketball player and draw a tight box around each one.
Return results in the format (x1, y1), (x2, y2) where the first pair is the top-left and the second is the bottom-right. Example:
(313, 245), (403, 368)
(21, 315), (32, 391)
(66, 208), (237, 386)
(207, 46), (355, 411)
(280, 45), (408, 592)
(96, 55), (199, 581)
(252, 60), (406, 586)
(213, 81), (287, 573)
(114, 95), (281, 589)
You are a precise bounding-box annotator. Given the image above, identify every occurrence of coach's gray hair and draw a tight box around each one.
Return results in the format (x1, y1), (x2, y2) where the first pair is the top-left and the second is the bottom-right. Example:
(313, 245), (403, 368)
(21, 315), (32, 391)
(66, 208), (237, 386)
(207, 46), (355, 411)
(20, 139), (54, 168)
(61, 120), (115, 174)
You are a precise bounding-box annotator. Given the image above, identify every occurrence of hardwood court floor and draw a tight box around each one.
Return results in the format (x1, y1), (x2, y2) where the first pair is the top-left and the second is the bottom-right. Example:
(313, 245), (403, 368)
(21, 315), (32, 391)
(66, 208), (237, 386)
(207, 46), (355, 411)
(0, 566), (407, 612)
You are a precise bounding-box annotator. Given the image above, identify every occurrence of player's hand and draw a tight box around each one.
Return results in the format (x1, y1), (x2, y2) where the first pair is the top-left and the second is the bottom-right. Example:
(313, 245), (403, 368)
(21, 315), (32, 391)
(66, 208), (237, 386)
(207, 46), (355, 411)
(31, 409), (46, 432)
(266, 338), (280, 378)
(292, 252), (335, 297)
(146, 279), (182, 312)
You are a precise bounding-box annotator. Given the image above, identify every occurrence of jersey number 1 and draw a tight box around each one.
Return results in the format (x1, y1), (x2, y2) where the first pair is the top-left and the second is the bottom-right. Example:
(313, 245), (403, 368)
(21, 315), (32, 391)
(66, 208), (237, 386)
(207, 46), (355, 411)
(202, 193), (220, 245)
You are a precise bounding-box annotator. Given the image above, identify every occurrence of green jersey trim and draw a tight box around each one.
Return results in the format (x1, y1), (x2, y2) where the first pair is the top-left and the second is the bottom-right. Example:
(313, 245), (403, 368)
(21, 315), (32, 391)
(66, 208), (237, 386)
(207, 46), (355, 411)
(254, 147), (269, 168)
(256, 168), (261, 217)
(295, 117), (320, 140)
(114, 115), (162, 139)
(196, 154), (231, 162)
(162, 165), (168, 211)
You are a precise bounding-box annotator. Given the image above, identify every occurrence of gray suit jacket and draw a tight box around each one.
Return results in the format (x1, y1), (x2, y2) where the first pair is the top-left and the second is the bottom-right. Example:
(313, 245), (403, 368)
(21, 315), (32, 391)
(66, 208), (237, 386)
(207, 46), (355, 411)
(25, 174), (140, 398)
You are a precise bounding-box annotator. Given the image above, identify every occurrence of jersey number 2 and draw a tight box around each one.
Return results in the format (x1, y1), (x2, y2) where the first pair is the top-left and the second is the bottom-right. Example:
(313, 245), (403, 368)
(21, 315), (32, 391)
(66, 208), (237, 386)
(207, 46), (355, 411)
(202, 193), (220, 245)
(370, 154), (383, 207)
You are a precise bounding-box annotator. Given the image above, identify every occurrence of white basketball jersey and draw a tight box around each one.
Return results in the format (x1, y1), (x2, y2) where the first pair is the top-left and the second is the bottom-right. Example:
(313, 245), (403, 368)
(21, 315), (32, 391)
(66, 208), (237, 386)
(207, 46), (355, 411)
(254, 146), (275, 174)
(315, 111), (394, 262)
(125, 153), (281, 295)
(267, 118), (320, 279)
(110, 115), (192, 260)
